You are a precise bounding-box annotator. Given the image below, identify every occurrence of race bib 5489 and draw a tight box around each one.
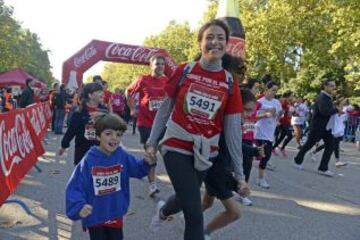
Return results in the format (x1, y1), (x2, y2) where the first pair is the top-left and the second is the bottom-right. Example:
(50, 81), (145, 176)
(91, 165), (122, 196)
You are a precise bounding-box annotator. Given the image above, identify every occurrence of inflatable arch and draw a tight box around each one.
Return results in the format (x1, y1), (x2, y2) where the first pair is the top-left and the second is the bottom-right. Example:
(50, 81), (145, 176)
(62, 40), (177, 89)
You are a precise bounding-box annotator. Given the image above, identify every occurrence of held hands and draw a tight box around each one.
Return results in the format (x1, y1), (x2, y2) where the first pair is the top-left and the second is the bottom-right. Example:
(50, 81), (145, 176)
(79, 204), (93, 218)
(144, 144), (157, 165)
(238, 180), (251, 197)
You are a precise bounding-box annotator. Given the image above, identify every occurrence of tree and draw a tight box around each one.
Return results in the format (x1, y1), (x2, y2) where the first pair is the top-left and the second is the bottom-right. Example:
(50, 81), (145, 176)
(0, 0), (53, 86)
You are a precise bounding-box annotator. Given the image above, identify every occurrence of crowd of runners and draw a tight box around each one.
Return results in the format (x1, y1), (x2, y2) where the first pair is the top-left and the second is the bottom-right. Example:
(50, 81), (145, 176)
(54, 20), (360, 240)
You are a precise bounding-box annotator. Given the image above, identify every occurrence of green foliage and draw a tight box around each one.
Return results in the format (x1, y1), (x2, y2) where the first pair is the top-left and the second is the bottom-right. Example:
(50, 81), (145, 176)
(0, 0), (53, 86)
(103, 0), (359, 102)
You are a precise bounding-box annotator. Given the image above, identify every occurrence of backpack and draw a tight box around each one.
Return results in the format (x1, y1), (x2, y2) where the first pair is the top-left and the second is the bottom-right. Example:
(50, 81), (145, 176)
(177, 62), (234, 95)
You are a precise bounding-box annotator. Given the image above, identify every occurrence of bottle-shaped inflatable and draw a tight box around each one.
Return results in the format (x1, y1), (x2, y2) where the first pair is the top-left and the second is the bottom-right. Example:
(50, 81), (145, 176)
(216, 0), (245, 59)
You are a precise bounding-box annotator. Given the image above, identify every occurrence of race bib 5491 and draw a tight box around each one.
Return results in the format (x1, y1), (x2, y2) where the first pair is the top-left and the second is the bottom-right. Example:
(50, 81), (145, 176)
(91, 165), (122, 196)
(185, 83), (224, 120)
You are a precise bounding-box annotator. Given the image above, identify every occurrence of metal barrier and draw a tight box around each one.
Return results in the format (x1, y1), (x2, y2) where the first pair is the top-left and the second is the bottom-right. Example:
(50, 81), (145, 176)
(344, 116), (360, 141)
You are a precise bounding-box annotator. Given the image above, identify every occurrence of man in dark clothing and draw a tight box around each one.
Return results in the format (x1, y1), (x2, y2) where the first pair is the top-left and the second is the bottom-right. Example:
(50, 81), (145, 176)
(294, 78), (338, 176)
(53, 84), (69, 134)
(19, 78), (34, 108)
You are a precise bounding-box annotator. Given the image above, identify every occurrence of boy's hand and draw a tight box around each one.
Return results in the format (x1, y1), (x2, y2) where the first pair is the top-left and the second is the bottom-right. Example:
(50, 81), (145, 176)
(238, 180), (250, 197)
(79, 204), (93, 218)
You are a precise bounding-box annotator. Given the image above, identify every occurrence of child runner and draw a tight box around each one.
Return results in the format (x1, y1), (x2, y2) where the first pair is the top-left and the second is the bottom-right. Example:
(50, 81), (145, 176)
(65, 113), (155, 240)
(272, 91), (294, 157)
(202, 88), (264, 240)
(254, 81), (282, 189)
(59, 82), (107, 165)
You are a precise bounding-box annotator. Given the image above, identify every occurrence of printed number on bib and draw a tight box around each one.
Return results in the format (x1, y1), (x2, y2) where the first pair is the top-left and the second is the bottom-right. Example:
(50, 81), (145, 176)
(92, 165), (122, 196)
(243, 122), (255, 133)
(84, 124), (96, 141)
(149, 99), (164, 111)
(113, 99), (120, 106)
(185, 83), (224, 120)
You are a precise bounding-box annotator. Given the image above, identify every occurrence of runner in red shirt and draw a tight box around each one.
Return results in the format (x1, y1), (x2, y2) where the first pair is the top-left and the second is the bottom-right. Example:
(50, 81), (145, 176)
(102, 81), (113, 112)
(126, 55), (168, 197)
(145, 20), (249, 240)
(272, 91), (294, 157)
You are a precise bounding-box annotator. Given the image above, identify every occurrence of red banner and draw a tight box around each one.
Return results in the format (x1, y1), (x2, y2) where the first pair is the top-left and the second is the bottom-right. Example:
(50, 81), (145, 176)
(0, 102), (51, 206)
(62, 40), (177, 88)
(25, 102), (52, 140)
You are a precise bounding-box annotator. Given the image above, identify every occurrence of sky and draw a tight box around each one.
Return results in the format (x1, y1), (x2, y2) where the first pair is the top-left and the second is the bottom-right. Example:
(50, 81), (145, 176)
(4, 0), (210, 81)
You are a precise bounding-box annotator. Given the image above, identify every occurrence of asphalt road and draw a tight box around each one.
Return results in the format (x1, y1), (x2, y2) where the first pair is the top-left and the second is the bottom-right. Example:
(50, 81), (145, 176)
(0, 128), (359, 240)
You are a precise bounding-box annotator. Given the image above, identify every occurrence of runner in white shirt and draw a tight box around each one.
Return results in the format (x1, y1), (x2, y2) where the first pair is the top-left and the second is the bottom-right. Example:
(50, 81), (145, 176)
(254, 81), (282, 189)
(291, 97), (309, 148)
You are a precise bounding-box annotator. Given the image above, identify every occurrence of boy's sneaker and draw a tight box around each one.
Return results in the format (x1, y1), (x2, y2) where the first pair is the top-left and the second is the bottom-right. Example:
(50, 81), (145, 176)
(150, 201), (166, 232)
(318, 170), (334, 177)
(238, 196), (253, 206)
(335, 161), (347, 167)
(280, 148), (288, 157)
(257, 178), (270, 189)
(149, 182), (160, 198)
(205, 234), (211, 240)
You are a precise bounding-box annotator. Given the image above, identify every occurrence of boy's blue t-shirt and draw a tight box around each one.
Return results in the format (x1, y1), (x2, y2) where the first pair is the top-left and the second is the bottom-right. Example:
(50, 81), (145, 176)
(65, 145), (150, 227)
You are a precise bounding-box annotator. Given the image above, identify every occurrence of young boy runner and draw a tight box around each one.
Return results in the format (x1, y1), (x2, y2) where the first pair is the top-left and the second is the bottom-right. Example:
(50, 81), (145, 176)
(65, 113), (155, 240)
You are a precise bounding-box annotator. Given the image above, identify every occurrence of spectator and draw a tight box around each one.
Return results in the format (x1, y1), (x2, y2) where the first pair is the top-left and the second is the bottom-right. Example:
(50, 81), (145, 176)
(19, 78), (34, 108)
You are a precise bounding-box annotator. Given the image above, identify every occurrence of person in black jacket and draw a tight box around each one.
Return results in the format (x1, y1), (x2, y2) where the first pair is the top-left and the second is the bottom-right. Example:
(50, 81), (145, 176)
(19, 78), (34, 108)
(294, 78), (339, 176)
(58, 82), (107, 165)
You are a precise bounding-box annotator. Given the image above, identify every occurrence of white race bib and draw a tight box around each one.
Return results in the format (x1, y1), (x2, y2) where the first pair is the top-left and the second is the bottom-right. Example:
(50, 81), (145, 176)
(149, 99), (164, 111)
(185, 84), (223, 120)
(113, 99), (120, 106)
(84, 124), (96, 141)
(243, 122), (255, 133)
(92, 165), (122, 196)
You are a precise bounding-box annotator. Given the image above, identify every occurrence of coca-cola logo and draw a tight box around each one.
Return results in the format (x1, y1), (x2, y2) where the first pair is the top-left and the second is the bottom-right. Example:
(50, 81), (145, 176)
(227, 37), (245, 59)
(0, 114), (34, 177)
(74, 45), (97, 68)
(105, 43), (159, 63)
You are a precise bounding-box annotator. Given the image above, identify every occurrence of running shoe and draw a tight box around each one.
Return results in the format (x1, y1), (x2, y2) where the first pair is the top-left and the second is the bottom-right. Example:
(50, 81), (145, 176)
(293, 162), (304, 170)
(318, 170), (334, 177)
(238, 196), (253, 206)
(149, 182), (160, 198)
(257, 178), (270, 189)
(280, 148), (288, 157)
(150, 201), (166, 232)
(272, 148), (279, 156)
(335, 161), (347, 167)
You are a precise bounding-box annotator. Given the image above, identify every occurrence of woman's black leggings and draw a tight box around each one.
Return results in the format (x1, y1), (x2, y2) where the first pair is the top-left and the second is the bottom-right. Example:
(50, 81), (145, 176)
(161, 151), (207, 240)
